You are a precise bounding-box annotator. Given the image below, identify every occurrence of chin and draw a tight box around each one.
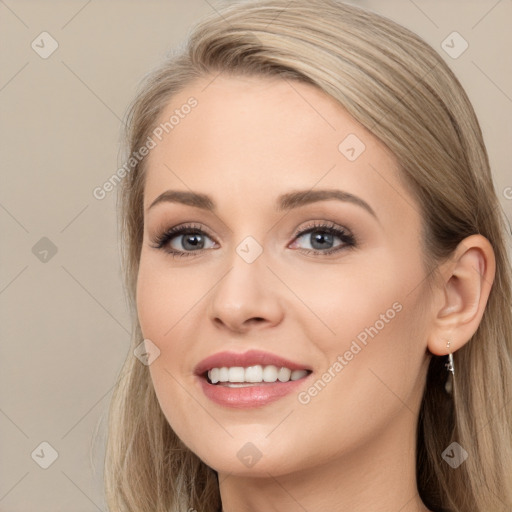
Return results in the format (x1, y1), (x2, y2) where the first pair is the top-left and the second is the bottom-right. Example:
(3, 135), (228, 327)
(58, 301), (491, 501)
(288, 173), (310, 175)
(187, 435), (305, 477)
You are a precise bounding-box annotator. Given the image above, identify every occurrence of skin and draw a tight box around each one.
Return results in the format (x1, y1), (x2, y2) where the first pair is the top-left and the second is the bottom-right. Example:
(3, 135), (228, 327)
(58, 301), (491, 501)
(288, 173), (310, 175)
(136, 74), (495, 512)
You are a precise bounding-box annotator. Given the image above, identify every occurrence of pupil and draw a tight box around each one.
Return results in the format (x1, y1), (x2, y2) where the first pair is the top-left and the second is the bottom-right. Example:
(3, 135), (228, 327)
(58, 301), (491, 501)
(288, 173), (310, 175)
(183, 234), (203, 250)
(311, 232), (333, 250)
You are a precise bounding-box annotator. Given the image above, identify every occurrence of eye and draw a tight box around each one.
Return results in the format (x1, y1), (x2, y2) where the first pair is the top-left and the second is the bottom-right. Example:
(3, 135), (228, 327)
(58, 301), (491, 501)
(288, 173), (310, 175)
(150, 223), (216, 258)
(150, 220), (356, 258)
(290, 221), (356, 256)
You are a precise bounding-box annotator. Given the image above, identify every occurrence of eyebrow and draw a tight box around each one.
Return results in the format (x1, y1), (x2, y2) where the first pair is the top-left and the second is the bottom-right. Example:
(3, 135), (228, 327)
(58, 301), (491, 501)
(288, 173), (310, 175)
(147, 188), (377, 219)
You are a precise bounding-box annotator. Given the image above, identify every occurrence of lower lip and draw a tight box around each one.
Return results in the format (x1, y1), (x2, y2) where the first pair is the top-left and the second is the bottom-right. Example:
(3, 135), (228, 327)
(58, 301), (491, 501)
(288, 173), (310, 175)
(197, 374), (311, 408)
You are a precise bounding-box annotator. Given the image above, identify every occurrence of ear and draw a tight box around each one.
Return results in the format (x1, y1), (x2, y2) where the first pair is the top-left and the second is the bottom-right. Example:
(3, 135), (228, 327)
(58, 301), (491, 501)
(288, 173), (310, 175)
(426, 234), (496, 356)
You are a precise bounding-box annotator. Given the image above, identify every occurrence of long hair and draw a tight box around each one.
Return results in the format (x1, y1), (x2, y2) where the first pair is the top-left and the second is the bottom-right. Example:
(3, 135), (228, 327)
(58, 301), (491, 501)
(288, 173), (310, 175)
(103, 1), (512, 510)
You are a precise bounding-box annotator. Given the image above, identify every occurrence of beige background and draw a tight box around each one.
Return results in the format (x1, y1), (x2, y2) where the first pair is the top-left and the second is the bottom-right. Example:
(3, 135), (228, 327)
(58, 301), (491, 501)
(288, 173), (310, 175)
(1, 0), (511, 510)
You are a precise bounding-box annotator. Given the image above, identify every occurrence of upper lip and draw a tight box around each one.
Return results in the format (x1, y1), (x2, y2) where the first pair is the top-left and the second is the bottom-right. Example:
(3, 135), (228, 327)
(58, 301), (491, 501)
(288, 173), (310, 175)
(194, 349), (313, 376)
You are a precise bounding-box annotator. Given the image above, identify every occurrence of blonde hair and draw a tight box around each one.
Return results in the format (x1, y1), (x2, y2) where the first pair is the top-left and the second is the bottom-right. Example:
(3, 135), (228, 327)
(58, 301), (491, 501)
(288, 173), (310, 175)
(104, 1), (512, 511)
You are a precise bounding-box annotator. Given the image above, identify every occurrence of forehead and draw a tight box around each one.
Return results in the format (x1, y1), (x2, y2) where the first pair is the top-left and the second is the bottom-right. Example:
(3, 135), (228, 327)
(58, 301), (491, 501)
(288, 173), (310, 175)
(142, 74), (408, 225)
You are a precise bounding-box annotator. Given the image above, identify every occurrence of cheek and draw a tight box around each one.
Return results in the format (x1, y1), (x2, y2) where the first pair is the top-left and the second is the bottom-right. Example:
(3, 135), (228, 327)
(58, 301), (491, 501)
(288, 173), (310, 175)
(136, 257), (211, 453)
(290, 250), (429, 405)
(278, 252), (416, 354)
(135, 253), (213, 411)
(136, 252), (204, 340)
(288, 289), (428, 463)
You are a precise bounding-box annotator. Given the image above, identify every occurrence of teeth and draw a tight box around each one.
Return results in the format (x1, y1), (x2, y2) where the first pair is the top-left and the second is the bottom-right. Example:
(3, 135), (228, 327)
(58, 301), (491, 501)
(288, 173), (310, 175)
(207, 365), (309, 384)
(210, 368), (219, 383)
(218, 367), (229, 382)
(262, 365), (279, 382)
(277, 367), (291, 382)
(291, 369), (308, 380)
(245, 365), (263, 382)
(228, 367), (245, 382)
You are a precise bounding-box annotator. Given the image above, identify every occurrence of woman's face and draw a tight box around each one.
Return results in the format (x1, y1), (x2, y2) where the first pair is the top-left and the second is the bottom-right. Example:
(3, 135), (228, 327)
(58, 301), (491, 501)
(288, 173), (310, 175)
(137, 74), (433, 476)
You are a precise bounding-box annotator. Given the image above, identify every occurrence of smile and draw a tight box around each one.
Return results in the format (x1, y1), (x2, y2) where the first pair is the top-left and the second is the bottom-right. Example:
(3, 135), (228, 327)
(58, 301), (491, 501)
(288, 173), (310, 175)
(195, 349), (314, 408)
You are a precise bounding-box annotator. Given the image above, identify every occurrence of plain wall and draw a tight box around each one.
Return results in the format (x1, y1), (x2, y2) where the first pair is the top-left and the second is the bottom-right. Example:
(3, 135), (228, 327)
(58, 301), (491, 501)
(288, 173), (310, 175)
(1, 1), (511, 510)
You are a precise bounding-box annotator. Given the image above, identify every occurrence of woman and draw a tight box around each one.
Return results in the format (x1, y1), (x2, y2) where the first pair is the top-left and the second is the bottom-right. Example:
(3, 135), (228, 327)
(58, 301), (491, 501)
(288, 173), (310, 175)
(104, 1), (512, 511)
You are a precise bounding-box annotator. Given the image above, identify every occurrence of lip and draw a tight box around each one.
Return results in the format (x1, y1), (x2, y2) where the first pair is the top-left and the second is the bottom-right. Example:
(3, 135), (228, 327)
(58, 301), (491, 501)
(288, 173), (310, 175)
(194, 349), (312, 376)
(194, 349), (313, 409)
(197, 376), (312, 408)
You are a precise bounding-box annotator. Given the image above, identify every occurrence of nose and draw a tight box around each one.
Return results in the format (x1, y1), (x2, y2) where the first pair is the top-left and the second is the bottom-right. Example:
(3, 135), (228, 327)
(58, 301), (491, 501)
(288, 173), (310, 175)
(207, 252), (284, 334)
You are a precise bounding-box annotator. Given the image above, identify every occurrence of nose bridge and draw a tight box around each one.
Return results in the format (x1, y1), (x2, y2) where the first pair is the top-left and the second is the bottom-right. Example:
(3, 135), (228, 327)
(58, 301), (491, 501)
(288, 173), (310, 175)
(207, 240), (283, 331)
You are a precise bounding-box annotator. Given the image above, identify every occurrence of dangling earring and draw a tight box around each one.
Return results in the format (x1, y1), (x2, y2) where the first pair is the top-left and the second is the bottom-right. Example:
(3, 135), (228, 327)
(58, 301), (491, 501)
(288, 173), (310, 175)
(445, 340), (455, 394)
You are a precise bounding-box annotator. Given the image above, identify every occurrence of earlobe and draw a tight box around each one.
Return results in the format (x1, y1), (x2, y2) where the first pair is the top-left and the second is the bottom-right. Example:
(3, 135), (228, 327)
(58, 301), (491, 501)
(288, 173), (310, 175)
(426, 234), (496, 356)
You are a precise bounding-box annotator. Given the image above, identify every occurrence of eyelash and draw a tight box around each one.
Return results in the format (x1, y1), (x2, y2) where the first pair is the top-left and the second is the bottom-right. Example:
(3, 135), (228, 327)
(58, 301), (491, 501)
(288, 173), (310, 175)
(150, 221), (356, 259)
